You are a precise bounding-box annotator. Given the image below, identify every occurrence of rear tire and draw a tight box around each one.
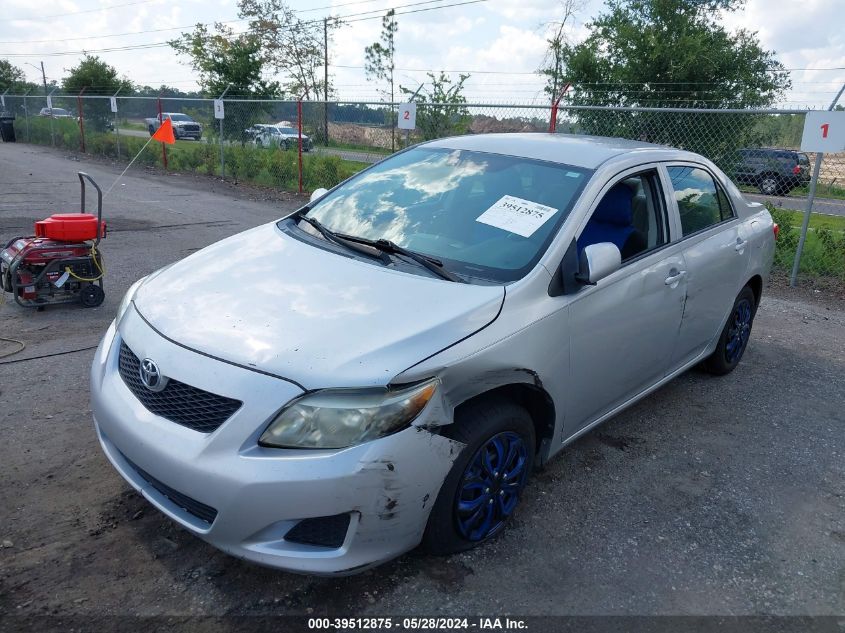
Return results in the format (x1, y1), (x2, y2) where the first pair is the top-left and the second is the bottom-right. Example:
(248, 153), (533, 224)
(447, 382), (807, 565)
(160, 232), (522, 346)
(758, 175), (780, 196)
(422, 397), (535, 555)
(148, 125), (155, 136)
(703, 286), (756, 375)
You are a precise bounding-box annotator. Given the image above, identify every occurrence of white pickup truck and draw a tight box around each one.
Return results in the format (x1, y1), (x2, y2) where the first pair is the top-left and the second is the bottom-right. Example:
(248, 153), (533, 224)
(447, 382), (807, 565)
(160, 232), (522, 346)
(145, 112), (203, 140)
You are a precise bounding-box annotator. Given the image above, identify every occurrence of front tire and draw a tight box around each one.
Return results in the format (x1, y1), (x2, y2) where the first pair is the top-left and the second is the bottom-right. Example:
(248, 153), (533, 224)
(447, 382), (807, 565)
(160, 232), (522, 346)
(423, 397), (534, 555)
(703, 286), (756, 375)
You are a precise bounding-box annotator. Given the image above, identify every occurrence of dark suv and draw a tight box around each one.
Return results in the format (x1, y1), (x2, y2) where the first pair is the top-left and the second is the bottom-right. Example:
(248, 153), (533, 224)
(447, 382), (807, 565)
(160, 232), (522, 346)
(729, 148), (811, 195)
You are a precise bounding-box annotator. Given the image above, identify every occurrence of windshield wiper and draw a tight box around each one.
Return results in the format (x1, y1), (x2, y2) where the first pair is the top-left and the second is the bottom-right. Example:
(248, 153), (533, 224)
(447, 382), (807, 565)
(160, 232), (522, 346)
(292, 209), (390, 264)
(337, 235), (463, 283)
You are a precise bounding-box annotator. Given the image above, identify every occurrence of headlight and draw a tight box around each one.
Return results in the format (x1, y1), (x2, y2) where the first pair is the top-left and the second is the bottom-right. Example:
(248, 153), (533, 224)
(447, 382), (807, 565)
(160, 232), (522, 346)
(259, 379), (439, 449)
(116, 276), (147, 323)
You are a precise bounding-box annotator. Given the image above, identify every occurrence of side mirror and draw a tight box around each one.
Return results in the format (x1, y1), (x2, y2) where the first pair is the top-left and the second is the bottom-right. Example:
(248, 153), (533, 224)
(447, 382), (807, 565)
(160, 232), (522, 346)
(309, 188), (328, 203)
(577, 243), (621, 285)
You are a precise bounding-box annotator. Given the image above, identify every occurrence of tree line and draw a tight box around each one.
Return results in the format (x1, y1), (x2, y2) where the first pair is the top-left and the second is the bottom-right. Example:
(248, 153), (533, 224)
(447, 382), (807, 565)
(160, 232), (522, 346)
(1, 0), (795, 150)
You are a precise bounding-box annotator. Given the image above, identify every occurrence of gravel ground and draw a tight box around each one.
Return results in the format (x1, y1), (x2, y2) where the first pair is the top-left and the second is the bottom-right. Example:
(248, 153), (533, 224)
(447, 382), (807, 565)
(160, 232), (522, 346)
(1, 144), (843, 626)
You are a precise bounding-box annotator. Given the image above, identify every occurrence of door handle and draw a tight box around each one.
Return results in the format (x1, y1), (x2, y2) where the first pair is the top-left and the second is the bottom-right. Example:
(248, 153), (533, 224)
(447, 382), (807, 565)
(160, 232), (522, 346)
(664, 270), (687, 285)
(735, 239), (748, 252)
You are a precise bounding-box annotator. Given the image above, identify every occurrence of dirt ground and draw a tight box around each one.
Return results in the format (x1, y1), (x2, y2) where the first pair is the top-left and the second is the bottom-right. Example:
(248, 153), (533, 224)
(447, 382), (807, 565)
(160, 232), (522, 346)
(1, 145), (843, 628)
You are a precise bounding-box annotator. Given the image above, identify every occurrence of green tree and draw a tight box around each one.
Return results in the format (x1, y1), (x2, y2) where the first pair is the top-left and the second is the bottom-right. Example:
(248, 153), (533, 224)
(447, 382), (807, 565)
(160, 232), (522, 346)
(365, 9), (398, 150)
(539, 0), (582, 104)
(170, 23), (280, 139)
(554, 0), (791, 161)
(0, 59), (32, 93)
(401, 72), (471, 141)
(62, 55), (133, 131)
(238, 0), (337, 100)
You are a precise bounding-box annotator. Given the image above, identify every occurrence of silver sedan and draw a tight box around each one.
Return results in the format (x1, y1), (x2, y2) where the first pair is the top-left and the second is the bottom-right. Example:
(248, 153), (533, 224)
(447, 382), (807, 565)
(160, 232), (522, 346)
(90, 133), (775, 574)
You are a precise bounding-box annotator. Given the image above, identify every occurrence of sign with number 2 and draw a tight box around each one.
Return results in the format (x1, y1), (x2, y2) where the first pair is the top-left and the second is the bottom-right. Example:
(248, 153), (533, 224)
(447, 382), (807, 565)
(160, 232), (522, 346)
(398, 103), (416, 130)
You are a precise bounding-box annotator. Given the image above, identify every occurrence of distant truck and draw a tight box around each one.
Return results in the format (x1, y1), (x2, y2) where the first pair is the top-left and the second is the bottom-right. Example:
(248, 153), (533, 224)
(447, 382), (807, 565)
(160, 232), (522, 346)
(144, 113), (203, 141)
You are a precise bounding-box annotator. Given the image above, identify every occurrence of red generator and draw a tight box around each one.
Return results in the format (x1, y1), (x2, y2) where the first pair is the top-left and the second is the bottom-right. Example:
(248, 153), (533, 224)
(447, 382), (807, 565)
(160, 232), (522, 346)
(1, 172), (107, 309)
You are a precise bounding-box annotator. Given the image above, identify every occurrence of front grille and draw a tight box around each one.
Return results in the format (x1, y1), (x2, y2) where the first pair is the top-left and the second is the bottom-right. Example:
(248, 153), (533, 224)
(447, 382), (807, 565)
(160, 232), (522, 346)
(182, 125), (200, 132)
(118, 341), (242, 433)
(122, 453), (218, 525)
(284, 514), (351, 549)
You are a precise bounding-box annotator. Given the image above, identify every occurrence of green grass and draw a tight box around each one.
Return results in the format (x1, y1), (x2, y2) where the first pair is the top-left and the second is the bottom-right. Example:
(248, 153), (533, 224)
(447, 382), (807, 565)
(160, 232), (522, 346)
(767, 203), (845, 280)
(120, 120), (148, 132)
(768, 208), (845, 232)
(324, 139), (392, 155)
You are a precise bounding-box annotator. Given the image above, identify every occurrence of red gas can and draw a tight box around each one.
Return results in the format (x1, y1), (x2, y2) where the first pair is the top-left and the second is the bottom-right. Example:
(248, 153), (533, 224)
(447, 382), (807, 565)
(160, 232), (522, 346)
(34, 213), (106, 242)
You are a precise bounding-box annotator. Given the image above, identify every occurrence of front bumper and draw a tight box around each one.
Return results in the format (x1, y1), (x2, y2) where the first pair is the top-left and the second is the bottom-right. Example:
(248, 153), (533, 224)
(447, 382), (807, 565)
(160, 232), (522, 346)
(90, 308), (463, 575)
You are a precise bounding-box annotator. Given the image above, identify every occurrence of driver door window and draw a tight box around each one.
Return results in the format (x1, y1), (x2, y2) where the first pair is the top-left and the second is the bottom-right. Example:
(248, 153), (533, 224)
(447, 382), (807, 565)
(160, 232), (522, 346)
(577, 171), (668, 262)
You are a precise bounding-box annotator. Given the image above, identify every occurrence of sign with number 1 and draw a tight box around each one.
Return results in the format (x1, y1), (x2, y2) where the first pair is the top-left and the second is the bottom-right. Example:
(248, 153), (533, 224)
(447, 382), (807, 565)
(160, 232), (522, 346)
(801, 111), (845, 153)
(398, 103), (416, 130)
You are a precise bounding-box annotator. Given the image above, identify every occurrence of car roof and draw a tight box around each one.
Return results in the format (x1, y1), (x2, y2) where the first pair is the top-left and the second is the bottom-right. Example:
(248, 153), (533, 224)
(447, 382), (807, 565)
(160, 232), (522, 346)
(424, 133), (688, 169)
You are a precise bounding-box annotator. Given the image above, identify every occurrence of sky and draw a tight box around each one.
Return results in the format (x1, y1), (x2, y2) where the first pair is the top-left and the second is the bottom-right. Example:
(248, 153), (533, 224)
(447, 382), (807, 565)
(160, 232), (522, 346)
(2, 0), (844, 108)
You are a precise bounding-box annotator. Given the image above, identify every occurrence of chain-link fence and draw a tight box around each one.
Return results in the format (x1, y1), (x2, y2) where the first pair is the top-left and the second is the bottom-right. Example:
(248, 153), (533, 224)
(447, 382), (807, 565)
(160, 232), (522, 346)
(1, 93), (843, 285)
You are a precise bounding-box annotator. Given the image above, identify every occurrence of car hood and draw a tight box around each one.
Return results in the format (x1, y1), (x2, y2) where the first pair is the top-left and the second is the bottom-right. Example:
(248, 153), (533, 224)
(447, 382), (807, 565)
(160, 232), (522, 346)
(132, 222), (504, 389)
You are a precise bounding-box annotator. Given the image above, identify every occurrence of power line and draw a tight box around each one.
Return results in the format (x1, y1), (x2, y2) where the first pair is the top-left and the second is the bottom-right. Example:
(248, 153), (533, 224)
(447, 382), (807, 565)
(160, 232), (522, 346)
(0, 0), (455, 45)
(332, 64), (537, 74)
(11, 0), (160, 21)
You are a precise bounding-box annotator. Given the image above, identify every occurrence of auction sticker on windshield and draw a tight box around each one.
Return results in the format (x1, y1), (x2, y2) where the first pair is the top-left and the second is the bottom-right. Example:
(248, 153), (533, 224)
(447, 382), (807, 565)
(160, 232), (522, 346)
(476, 195), (559, 238)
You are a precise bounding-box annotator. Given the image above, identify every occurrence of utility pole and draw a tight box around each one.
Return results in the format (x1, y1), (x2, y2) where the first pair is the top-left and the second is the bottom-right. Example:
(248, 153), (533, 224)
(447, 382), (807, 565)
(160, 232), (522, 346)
(323, 17), (329, 147)
(37, 61), (54, 147)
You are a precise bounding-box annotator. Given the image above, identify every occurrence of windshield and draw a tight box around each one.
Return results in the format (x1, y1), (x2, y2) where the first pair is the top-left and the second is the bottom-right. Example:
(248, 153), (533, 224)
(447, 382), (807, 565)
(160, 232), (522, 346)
(300, 147), (591, 282)
(168, 114), (192, 122)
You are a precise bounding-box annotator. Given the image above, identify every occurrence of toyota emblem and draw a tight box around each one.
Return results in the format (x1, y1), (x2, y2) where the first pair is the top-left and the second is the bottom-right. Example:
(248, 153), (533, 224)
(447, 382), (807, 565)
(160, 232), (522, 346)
(139, 358), (168, 392)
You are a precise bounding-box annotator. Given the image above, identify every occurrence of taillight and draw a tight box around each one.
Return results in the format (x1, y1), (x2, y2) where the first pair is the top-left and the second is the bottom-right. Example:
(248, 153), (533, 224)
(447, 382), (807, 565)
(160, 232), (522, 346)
(792, 165), (801, 174)
(773, 223), (779, 240)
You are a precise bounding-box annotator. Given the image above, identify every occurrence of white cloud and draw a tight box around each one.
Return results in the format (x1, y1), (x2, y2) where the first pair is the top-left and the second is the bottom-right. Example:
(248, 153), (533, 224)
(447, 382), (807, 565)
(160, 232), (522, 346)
(0, 0), (841, 107)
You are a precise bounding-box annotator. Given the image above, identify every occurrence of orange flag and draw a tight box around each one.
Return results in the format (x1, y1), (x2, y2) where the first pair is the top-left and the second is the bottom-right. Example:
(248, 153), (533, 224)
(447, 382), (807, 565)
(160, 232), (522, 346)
(152, 117), (175, 145)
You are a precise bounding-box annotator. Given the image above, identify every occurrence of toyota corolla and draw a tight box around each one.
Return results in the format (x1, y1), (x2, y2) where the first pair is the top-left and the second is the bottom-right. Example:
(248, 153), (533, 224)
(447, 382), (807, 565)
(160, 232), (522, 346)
(90, 133), (775, 574)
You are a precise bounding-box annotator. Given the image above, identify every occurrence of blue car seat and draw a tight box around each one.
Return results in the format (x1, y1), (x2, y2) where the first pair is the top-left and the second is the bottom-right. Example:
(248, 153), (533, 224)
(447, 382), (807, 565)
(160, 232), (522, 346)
(577, 183), (647, 260)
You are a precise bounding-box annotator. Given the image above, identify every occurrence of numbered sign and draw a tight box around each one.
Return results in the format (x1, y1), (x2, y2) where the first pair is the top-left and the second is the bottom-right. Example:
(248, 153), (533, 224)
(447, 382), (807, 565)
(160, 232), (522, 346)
(213, 99), (225, 120)
(46, 95), (52, 110)
(801, 111), (845, 153)
(398, 102), (416, 130)
(110, 97), (118, 113)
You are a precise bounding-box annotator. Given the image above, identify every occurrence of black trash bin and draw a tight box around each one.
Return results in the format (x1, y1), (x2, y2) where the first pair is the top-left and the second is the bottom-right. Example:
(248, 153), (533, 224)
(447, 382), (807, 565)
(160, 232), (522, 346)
(0, 113), (16, 143)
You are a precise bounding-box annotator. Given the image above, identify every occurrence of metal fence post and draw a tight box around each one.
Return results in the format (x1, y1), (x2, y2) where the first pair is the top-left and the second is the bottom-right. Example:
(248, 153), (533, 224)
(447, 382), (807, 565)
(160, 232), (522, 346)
(157, 95), (167, 169)
(298, 98), (304, 194)
(22, 90), (30, 142)
(218, 85), (232, 178)
(48, 87), (56, 148)
(790, 82), (845, 286)
(549, 83), (571, 133)
(77, 88), (87, 153)
(113, 88), (122, 160)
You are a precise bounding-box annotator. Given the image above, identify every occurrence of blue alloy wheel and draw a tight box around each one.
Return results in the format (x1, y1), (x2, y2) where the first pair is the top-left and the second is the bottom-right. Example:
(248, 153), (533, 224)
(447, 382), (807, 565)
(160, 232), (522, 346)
(726, 298), (753, 363)
(455, 431), (529, 541)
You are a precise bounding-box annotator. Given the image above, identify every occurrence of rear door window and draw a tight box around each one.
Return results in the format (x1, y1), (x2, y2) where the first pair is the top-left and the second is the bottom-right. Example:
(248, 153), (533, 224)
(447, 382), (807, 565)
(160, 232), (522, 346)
(667, 166), (733, 236)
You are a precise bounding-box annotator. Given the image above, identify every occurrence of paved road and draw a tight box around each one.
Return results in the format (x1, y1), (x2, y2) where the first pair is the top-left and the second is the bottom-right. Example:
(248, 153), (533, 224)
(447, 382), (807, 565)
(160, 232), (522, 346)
(746, 192), (845, 217)
(117, 127), (383, 164)
(1, 144), (843, 622)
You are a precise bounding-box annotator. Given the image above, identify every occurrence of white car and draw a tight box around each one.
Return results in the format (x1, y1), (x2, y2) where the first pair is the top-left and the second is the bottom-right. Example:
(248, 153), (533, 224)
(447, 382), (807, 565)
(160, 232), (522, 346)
(91, 134), (775, 575)
(253, 125), (312, 151)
